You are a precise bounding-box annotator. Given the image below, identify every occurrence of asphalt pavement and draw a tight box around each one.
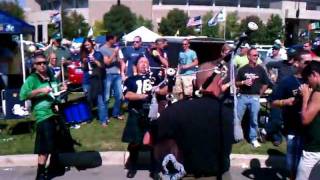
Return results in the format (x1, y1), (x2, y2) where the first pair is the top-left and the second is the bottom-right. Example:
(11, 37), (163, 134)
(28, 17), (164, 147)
(0, 165), (290, 180)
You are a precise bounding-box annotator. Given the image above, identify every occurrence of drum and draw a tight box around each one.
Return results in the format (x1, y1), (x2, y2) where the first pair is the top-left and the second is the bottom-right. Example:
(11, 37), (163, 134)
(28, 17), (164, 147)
(59, 98), (92, 124)
(68, 61), (83, 85)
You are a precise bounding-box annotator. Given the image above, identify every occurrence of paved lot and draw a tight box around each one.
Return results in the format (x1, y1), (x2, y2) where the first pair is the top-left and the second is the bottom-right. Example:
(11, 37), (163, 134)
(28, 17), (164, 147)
(0, 165), (289, 180)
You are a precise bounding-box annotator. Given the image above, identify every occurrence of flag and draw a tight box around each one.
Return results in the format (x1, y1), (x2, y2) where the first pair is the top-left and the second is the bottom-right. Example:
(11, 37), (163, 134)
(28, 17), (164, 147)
(187, 16), (202, 27)
(208, 8), (226, 27)
(175, 29), (180, 36)
(87, 26), (94, 38)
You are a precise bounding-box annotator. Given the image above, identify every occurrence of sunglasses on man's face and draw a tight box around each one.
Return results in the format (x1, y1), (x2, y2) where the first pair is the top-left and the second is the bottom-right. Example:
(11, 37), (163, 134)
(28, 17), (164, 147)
(35, 61), (48, 66)
(133, 41), (141, 44)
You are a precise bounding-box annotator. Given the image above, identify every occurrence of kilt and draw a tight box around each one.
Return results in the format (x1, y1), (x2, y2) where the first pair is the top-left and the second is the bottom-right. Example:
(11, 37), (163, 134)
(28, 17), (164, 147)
(34, 116), (58, 154)
(122, 109), (150, 144)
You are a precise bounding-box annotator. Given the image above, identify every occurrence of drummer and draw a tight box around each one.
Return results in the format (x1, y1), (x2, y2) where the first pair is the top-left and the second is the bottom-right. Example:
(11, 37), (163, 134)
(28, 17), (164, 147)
(19, 53), (67, 180)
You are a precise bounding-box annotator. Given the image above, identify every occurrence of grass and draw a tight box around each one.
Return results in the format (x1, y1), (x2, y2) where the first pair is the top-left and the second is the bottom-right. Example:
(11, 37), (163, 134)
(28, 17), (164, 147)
(0, 116), (286, 155)
(0, 94), (286, 155)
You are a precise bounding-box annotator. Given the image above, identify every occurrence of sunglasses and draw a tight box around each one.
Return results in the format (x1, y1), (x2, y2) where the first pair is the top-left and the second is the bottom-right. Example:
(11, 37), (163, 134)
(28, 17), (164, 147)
(35, 61), (47, 65)
(182, 43), (189, 46)
(133, 41), (141, 43)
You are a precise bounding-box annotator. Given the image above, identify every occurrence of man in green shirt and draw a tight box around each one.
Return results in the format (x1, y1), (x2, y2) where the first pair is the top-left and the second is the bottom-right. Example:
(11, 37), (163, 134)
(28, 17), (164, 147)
(20, 53), (66, 180)
(297, 61), (320, 180)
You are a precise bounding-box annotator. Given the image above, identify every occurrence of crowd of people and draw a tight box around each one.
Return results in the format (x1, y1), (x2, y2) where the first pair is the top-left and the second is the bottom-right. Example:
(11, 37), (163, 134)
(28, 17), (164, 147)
(19, 32), (320, 180)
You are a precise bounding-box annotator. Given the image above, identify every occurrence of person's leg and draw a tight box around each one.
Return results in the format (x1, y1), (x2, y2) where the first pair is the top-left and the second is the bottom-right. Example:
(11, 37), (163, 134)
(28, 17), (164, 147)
(286, 135), (294, 178)
(104, 75), (112, 121)
(236, 95), (247, 123)
(127, 143), (139, 178)
(173, 76), (183, 100)
(36, 154), (48, 179)
(181, 75), (194, 99)
(97, 94), (107, 125)
(111, 74), (123, 118)
(248, 96), (261, 144)
(265, 107), (283, 145)
(296, 151), (320, 180)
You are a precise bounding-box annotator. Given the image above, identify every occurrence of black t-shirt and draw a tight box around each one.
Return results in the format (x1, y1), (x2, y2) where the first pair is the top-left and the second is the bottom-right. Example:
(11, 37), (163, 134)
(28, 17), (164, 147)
(123, 73), (164, 110)
(237, 64), (269, 95)
(153, 95), (233, 176)
(270, 75), (304, 135)
(266, 60), (295, 84)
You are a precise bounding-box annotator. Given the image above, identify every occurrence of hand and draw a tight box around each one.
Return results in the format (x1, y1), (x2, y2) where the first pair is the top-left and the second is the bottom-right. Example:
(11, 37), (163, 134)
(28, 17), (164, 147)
(121, 74), (127, 81)
(41, 86), (52, 94)
(152, 50), (159, 57)
(284, 97), (295, 106)
(61, 82), (68, 91)
(299, 84), (313, 100)
(243, 78), (253, 86)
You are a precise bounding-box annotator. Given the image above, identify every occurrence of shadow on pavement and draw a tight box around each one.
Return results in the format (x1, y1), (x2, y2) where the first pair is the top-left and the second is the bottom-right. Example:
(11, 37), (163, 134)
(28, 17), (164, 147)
(242, 149), (288, 180)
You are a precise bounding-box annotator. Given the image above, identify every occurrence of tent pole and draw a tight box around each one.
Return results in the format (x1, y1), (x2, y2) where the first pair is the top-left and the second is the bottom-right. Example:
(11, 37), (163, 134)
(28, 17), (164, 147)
(20, 34), (26, 83)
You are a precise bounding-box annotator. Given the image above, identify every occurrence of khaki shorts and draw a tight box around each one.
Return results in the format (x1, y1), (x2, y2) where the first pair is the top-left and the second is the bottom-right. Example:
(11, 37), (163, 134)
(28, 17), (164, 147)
(173, 74), (196, 96)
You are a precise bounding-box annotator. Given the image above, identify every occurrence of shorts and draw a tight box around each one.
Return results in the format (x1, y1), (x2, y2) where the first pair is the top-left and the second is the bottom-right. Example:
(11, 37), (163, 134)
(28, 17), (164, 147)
(34, 116), (58, 154)
(173, 74), (196, 96)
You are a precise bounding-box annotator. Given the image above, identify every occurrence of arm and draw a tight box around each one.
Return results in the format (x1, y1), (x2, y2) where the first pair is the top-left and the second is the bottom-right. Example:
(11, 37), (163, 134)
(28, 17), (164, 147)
(125, 91), (149, 101)
(272, 97), (295, 108)
(181, 58), (199, 70)
(103, 48), (119, 65)
(259, 84), (268, 96)
(157, 53), (169, 68)
(300, 85), (320, 125)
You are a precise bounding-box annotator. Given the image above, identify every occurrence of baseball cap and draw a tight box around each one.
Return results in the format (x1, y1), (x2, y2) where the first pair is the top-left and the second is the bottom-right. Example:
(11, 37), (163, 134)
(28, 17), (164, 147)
(52, 33), (62, 40)
(241, 43), (250, 49)
(274, 39), (282, 45)
(272, 44), (281, 50)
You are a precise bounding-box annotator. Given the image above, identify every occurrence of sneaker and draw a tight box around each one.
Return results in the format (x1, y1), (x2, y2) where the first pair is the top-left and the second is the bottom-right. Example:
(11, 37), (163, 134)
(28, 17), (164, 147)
(126, 169), (137, 178)
(113, 115), (124, 120)
(101, 122), (108, 128)
(251, 140), (261, 148)
(71, 124), (81, 129)
(35, 173), (47, 180)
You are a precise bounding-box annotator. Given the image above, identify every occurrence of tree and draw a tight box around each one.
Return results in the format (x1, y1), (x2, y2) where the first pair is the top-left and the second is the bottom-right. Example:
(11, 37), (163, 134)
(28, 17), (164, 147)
(134, 15), (153, 30)
(158, 8), (194, 36)
(103, 4), (136, 37)
(62, 10), (89, 39)
(93, 20), (107, 36)
(225, 12), (240, 40)
(265, 14), (284, 44)
(239, 15), (266, 44)
(48, 10), (89, 40)
(201, 11), (220, 38)
(0, 1), (24, 20)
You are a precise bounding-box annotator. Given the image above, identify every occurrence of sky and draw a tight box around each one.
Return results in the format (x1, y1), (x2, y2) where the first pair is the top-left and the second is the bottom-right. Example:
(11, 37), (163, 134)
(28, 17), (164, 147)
(17, 0), (25, 7)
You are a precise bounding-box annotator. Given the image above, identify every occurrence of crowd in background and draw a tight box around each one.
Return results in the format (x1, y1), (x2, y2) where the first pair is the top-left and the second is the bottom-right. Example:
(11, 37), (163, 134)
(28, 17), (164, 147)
(20, 32), (320, 180)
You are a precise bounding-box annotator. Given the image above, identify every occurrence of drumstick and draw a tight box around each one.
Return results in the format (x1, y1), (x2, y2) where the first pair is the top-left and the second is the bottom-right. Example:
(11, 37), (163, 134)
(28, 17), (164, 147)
(61, 57), (65, 83)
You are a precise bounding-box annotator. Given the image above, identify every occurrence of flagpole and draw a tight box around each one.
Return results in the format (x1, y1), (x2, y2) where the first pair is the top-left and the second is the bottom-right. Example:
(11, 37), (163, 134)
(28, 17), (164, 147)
(60, 0), (63, 39)
(224, 18), (226, 40)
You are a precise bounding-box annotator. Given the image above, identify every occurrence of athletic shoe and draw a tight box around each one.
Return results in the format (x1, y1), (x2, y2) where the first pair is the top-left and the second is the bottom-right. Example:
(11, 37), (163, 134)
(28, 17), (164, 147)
(251, 140), (261, 148)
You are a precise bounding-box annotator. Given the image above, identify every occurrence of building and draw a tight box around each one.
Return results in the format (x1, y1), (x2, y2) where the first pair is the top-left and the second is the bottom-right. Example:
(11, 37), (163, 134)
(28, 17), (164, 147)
(24, 0), (320, 45)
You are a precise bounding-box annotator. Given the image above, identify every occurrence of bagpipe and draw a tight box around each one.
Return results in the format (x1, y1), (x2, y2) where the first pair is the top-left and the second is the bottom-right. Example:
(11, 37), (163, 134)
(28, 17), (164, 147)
(149, 22), (259, 179)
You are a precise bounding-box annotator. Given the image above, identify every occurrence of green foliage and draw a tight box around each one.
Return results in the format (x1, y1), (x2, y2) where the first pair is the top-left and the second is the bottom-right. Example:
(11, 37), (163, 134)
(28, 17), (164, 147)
(93, 20), (107, 36)
(158, 8), (194, 36)
(103, 4), (137, 37)
(201, 11), (220, 38)
(225, 12), (240, 40)
(0, 1), (24, 20)
(48, 10), (89, 40)
(265, 14), (284, 44)
(134, 15), (153, 30)
(63, 10), (89, 39)
(239, 15), (266, 44)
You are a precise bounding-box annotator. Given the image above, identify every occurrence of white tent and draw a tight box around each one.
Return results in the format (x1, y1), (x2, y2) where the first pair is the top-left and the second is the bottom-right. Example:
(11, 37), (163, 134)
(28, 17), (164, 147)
(123, 26), (161, 42)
